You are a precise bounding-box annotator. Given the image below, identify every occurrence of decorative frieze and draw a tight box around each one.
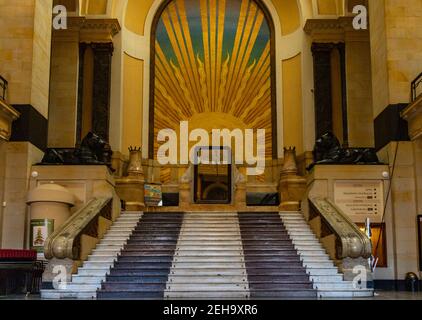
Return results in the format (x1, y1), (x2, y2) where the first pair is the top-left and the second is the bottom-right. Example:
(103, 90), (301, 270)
(53, 17), (121, 43)
(0, 99), (20, 141)
(304, 17), (369, 43)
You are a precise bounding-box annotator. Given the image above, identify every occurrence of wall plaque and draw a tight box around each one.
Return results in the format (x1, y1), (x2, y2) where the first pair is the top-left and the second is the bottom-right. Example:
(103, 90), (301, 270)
(334, 180), (384, 223)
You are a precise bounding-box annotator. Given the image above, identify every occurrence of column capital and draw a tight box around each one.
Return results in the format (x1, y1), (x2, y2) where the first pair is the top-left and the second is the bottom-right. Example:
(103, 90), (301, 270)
(304, 17), (369, 43)
(53, 17), (121, 43)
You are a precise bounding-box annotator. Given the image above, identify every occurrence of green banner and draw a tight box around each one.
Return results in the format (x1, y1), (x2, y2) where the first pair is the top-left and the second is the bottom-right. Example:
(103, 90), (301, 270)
(30, 219), (54, 253)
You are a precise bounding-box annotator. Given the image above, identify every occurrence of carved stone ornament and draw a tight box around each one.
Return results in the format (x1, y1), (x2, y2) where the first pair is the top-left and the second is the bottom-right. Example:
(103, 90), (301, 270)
(309, 197), (372, 259)
(127, 146), (144, 178)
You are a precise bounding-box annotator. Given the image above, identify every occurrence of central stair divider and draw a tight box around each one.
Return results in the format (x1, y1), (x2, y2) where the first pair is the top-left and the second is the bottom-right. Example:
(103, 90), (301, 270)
(165, 212), (250, 299)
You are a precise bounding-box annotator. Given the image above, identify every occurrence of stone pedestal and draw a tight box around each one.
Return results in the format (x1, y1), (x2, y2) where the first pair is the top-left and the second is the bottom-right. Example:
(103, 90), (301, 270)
(116, 177), (145, 211)
(279, 147), (306, 211)
(234, 182), (246, 210)
(115, 148), (145, 210)
(27, 183), (75, 230)
(29, 165), (120, 221)
(179, 183), (191, 210)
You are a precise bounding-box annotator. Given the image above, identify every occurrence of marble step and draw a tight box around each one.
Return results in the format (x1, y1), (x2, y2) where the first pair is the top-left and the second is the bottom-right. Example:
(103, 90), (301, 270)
(170, 262), (246, 268)
(166, 283), (249, 291)
(78, 268), (111, 276)
(301, 256), (332, 262)
(169, 268), (248, 276)
(318, 289), (374, 298)
(83, 261), (116, 269)
(297, 249), (328, 255)
(164, 291), (249, 299)
(101, 237), (130, 242)
(41, 290), (97, 300)
(95, 244), (125, 249)
(173, 256), (245, 263)
(72, 275), (106, 284)
(167, 276), (247, 283)
(305, 267), (339, 275)
(175, 245), (243, 251)
(63, 283), (101, 291)
(313, 282), (356, 290)
(302, 261), (335, 268)
(309, 274), (344, 282)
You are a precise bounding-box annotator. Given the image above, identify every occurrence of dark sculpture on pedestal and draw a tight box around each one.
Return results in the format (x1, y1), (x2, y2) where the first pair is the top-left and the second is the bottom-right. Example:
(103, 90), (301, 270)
(307, 132), (380, 171)
(41, 132), (113, 170)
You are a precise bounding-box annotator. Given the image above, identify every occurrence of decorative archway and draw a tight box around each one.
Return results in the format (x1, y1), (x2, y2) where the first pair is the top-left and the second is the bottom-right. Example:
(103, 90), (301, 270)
(149, 0), (277, 160)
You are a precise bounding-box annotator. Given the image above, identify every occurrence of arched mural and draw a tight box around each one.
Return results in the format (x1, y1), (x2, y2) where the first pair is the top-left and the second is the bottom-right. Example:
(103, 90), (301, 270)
(150, 0), (276, 159)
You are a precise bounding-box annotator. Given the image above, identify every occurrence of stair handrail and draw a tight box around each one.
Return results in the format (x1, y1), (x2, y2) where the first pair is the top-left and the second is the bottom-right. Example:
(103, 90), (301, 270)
(44, 197), (112, 260)
(309, 197), (372, 259)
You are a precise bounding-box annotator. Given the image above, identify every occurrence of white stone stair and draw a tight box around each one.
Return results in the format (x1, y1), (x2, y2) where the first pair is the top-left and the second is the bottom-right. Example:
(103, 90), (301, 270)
(41, 212), (142, 300)
(279, 212), (374, 299)
(165, 212), (250, 299)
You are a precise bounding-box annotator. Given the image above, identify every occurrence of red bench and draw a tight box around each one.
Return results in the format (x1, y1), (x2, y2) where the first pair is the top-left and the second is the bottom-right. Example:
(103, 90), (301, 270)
(0, 250), (37, 261)
(0, 249), (44, 296)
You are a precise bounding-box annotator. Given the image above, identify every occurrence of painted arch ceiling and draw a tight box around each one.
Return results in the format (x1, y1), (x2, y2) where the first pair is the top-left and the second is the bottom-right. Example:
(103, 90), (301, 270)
(153, 0), (274, 159)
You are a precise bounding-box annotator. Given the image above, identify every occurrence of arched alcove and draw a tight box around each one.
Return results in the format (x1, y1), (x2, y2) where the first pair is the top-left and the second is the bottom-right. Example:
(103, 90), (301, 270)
(149, 0), (277, 160)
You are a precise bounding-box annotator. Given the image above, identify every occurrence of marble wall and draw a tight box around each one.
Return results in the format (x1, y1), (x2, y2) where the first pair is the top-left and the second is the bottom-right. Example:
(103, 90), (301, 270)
(0, 140), (6, 245)
(48, 40), (79, 148)
(1, 142), (44, 249)
(369, 0), (422, 117)
(377, 142), (420, 280)
(0, 0), (52, 118)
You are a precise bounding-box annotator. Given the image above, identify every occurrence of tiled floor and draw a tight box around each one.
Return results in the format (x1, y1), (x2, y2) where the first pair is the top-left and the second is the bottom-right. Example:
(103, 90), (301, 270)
(1, 291), (422, 300)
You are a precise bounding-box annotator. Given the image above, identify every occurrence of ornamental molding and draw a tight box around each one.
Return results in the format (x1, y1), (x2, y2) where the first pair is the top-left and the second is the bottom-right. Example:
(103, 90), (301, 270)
(304, 17), (369, 42)
(0, 99), (20, 141)
(53, 17), (121, 43)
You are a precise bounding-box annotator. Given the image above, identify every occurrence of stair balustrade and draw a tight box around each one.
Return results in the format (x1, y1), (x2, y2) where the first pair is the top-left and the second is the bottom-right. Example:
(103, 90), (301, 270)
(44, 197), (113, 261)
(307, 197), (372, 282)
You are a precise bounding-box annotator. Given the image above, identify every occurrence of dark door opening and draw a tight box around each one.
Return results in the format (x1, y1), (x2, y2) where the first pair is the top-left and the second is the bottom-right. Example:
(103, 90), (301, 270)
(193, 146), (232, 204)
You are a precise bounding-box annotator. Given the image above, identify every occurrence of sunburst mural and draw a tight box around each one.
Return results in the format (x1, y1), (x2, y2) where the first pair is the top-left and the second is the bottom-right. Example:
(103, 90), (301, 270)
(152, 0), (274, 160)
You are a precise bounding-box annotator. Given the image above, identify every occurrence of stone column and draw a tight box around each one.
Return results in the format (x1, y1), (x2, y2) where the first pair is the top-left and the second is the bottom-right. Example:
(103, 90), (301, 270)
(91, 43), (114, 141)
(337, 43), (349, 147)
(312, 43), (334, 138)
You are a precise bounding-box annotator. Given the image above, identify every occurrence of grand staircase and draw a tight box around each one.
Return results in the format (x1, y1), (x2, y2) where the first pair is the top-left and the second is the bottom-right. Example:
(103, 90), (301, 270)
(97, 213), (183, 299)
(239, 213), (316, 299)
(42, 211), (373, 300)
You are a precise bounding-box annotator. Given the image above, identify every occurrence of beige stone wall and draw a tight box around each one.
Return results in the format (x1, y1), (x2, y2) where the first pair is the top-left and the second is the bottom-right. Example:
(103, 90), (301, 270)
(368, 0), (390, 117)
(369, 0), (422, 117)
(48, 40), (79, 148)
(377, 142), (420, 279)
(31, 0), (53, 118)
(0, 140), (6, 246)
(1, 142), (44, 249)
(0, 0), (52, 118)
(346, 40), (374, 147)
(0, 0), (36, 106)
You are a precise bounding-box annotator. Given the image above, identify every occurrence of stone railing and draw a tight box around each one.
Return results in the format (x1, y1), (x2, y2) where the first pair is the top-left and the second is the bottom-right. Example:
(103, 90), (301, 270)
(44, 197), (112, 261)
(307, 197), (372, 280)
